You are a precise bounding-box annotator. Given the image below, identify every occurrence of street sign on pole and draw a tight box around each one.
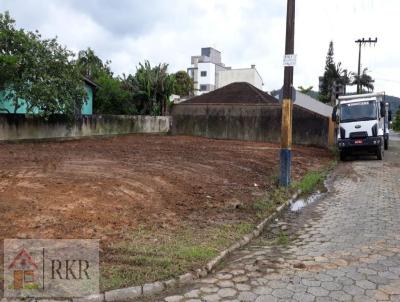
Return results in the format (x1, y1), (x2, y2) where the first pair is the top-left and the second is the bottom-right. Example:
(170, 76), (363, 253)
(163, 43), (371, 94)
(283, 54), (297, 67)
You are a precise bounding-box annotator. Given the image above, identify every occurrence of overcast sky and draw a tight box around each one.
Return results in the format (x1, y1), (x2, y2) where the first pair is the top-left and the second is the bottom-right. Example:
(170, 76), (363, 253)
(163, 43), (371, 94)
(2, 0), (400, 96)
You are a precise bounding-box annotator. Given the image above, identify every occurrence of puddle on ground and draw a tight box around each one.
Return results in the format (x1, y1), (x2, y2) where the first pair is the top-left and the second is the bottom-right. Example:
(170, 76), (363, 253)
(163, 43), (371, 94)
(290, 191), (323, 212)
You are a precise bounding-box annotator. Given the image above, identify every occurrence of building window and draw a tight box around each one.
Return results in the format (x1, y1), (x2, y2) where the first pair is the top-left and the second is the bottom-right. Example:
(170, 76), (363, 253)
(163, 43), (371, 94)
(200, 71), (207, 77)
(200, 85), (208, 91)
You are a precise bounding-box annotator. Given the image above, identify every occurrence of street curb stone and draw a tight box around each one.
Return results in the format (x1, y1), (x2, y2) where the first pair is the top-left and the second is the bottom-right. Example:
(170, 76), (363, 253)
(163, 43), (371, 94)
(104, 286), (142, 301)
(143, 281), (165, 295)
(73, 294), (105, 302)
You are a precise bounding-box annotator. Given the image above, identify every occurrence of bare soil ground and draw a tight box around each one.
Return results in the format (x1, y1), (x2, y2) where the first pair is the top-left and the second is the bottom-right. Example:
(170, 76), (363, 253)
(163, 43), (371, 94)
(0, 135), (333, 289)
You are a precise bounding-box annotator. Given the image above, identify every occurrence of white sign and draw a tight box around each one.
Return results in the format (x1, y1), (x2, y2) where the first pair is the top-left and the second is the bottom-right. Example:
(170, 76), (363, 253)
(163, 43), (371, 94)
(283, 54), (297, 67)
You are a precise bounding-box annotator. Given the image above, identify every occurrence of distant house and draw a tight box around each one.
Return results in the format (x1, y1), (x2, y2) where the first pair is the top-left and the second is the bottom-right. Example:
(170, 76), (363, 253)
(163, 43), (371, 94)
(187, 47), (263, 96)
(0, 77), (97, 115)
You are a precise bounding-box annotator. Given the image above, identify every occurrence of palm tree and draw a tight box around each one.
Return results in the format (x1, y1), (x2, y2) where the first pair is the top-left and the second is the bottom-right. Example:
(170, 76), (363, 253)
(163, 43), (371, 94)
(132, 61), (175, 116)
(298, 86), (313, 95)
(335, 63), (351, 87)
(351, 68), (374, 92)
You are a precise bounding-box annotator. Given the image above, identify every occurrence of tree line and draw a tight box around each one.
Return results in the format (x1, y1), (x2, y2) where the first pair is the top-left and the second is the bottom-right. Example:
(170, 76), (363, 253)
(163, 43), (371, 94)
(393, 110), (400, 131)
(0, 11), (194, 120)
(319, 41), (374, 104)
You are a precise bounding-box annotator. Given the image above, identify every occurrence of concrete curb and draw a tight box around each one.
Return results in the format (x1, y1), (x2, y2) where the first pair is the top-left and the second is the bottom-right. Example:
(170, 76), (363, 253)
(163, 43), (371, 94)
(89, 190), (300, 302)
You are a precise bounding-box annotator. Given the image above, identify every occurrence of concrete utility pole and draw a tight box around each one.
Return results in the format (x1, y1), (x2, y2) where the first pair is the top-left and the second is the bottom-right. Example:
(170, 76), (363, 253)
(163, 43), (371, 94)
(280, 0), (295, 187)
(355, 37), (377, 93)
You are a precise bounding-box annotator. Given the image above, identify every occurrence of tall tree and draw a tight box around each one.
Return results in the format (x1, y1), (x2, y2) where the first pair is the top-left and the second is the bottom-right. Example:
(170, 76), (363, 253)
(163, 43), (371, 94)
(75, 48), (138, 115)
(173, 71), (194, 97)
(319, 41), (348, 104)
(94, 73), (136, 115)
(0, 11), (85, 119)
(393, 110), (400, 131)
(0, 11), (23, 91)
(76, 48), (112, 79)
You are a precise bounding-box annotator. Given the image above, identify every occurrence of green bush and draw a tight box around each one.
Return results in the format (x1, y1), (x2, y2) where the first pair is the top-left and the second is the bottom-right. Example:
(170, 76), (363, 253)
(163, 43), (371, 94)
(294, 171), (324, 195)
(393, 110), (400, 131)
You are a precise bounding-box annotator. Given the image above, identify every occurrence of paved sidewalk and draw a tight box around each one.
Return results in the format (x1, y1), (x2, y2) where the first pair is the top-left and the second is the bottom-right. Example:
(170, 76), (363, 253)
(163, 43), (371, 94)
(155, 139), (400, 302)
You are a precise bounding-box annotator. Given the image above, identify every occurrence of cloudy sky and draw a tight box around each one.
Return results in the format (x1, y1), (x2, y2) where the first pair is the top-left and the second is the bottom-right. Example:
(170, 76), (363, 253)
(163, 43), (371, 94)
(2, 0), (400, 95)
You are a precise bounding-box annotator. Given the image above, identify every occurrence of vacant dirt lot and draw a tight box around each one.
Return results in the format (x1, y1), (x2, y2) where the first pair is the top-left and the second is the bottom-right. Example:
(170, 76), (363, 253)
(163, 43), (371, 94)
(0, 135), (331, 239)
(0, 135), (333, 289)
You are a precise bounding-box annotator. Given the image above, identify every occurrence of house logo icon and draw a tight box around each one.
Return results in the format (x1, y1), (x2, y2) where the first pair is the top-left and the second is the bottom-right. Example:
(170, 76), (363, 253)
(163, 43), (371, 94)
(8, 248), (39, 290)
(4, 239), (100, 298)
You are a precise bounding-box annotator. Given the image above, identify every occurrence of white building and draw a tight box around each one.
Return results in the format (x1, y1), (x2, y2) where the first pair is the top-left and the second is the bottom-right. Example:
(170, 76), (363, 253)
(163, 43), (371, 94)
(217, 66), (263, 91)
(187, 47), (263, 95)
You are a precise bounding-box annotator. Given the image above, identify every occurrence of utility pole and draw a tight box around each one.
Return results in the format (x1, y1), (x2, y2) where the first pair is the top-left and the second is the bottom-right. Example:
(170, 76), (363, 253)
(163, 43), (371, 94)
(355, 37), (377, 93)
(280, 0), (295, 187)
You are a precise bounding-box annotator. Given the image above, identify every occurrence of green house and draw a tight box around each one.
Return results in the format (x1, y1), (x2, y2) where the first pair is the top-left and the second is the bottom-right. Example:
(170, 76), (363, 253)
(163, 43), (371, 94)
(0, 77), (97, 115)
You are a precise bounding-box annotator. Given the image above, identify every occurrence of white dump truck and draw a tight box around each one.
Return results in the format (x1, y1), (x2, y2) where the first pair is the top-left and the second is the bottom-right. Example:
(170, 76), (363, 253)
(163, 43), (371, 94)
(332, 92), (392, 161)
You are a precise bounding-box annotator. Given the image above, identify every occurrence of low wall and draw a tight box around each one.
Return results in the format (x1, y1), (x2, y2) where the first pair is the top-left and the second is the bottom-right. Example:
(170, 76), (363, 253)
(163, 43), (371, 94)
(0, 114), (171, 141)
(171, 104), (329, 147)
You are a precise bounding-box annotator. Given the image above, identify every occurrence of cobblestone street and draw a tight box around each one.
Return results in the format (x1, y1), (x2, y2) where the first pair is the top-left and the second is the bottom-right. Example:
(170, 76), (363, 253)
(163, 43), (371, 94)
(157, 136), (400, 302)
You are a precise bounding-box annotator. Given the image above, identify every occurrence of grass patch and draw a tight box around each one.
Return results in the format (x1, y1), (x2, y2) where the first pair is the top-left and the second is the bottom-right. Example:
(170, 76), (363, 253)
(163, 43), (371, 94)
(100, 222), (255, 291)
(293, 171), (325, 195)
(175, 246), (216, 261)
(212, 223), (255, 247)
(292, 160), (337, 195)
(253, 187), (290, 218)
(276, 231), (289, 246)
(253, 199), (274, 217)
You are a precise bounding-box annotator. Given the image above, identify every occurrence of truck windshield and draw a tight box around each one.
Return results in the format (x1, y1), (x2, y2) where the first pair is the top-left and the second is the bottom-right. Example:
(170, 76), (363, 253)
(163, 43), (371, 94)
(340, 100), (377, 122)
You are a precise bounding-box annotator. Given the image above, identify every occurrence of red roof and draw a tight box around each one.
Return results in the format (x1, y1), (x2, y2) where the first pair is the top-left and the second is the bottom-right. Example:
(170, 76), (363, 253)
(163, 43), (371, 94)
(8, 248), (38, 270)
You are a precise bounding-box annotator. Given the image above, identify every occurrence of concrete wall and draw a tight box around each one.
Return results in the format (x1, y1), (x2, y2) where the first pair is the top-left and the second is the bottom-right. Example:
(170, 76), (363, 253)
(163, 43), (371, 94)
(0, 114), (170, 141)
(171, 104), (329, 147)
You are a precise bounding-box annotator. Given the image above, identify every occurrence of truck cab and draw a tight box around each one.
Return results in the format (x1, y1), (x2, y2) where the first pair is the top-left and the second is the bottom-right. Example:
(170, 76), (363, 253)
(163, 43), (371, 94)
(332, 93), (391, 161)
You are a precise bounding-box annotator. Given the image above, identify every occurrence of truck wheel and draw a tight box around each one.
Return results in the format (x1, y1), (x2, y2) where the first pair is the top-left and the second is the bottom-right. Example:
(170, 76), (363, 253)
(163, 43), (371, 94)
(384, 138), (389, 150)
(340, 151), (346, 161)
(377, 145), (384, 160)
